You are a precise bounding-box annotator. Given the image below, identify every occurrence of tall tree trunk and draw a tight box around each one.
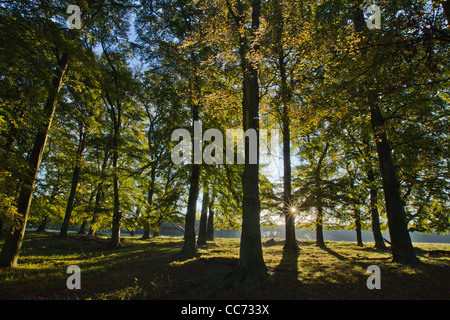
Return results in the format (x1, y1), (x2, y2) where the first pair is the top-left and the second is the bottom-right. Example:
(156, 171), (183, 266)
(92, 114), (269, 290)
(443, 1), (450, 23)
(353, 7), (414, 263)
(279, 59), (296, 252)
(36, 216), (48, 232)
(78, 220), (87, 235)
(142, 222), (151, 239)
(104, 87), (122, 249)
(197, 180), (209, 246)
(362, 132), (387, 250)
(227, 0), (268, 284)
(0, 52), (69, 267)
(206, 185), (217, 241)
(314, 142), (329, 248)
(367, 166), (387, 250)
(178, 77), (201, 256)
(60, 126), (88, 238)
(370, 103), (418, 265)
(153, 222), (162, 237)
(282, 117), (298, 252)
(109, 144), (121, 249)
(354, 209), (363, 246)
(316, 206), (325, 247)
(179, 163), (200, 256)
(142, 158), (157, 239)
(346, 161), (364, 247)
(272, 0), (297, 254)
(88, 152), (109, 236)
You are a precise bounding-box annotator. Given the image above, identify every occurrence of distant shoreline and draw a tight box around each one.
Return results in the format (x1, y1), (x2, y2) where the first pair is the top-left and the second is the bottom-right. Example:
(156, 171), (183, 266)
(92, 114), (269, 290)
(23, 225), (450, 244)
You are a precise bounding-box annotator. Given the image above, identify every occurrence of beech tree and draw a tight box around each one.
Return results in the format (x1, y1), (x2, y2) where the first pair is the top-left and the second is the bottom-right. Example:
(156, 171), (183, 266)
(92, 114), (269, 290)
(224, 0), (268, 283)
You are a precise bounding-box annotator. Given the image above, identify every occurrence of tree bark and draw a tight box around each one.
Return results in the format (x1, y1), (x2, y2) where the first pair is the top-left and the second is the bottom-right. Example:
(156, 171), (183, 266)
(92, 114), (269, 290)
(346, 160), (364, 247)
(443, 1), (450, 23)
(142, 156), (157, 239)
(0, 52), (69, 267)
(60, 125), (88, 238)
(36, 216), (48, 232)
(206, 185), (216, 241)
(178, 75), (201, 256)
(316, 206), (325, 248)
(367, 166), (387, 250)
(230, 0), (268, 284)
(109, 142), (121, 249)
(354, 209), (363, 246)
(370, 103), (418, 265)
(272, 0), (298, 254)
(142, 222), (151, 239)
(88, 151), (109, 236)
(78, 220), (87, 235)
(282, 116), (298, 252)
(352, 7), (413, 262)
(152, 222), (162, 237)
(314, 143), (329, 248)
(362, 132), (387, 250)
(197, 180), (209, 246)
(104, 88), (122, 249)
(179, 163), (200, 256)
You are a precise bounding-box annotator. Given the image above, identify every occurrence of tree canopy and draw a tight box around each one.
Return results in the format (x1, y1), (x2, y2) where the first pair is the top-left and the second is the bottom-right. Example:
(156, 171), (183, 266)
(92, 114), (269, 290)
(1, 0), (449, 271)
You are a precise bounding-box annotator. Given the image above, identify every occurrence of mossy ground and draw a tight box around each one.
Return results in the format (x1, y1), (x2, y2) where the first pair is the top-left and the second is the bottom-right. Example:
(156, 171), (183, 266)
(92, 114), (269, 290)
(0, 232), (449, 299)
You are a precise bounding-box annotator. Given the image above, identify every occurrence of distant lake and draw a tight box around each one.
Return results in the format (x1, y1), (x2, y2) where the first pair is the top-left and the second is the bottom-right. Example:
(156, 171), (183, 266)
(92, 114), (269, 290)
(26, 225), (450, 244)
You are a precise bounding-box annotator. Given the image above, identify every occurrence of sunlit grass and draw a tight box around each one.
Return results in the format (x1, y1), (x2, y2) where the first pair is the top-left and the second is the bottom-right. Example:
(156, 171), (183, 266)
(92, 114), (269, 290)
(0, 232), (449, 299)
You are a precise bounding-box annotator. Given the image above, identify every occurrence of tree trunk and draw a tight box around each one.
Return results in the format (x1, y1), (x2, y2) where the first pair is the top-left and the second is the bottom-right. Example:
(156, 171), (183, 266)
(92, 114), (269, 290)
(353, 7), (416, 264)
(346, 160), (364, 248)
(36, 216), (48, 232)
(88, 184), (103, 236)
(223, 0), (267, 284)
(142, 158), (157, 240)
(206, 186), (216, 241)
(231, 0), (268, 284)
(367, 166), (387, 250)
(314, 142), (329, 248)
(443, 1), (450, 23)
(362, 132), (387, 250)
(316, 206), (325, 247)
(109, 146), (121, 249)
(88, 151), (109, 236)
(179, 68), (202, 256)
(78, 220), (87, 235)
(197, 180), (209, 246)
(280, 61), (297, 252)
(60, 126), (87, 238)
(105, 87), (122, 249)
(153, 223), (161, 237)
(354, 209), (363, 246)
(283, 120), (298, 252)
(272, 0), (298, 254)
(370, 103), (418, 265)
(142, 222), (151, 239)
(0, 52), (69, 268)
(179, 163), (200, 256)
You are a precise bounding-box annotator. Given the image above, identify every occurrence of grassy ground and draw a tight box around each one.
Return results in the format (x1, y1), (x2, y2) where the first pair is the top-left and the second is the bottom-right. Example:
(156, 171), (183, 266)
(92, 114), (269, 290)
(0, 231), (449, 300)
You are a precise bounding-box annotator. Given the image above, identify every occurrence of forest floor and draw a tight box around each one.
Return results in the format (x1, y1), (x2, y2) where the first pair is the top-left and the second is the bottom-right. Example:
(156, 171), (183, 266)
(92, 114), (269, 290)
(0, 231), (449, 300)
